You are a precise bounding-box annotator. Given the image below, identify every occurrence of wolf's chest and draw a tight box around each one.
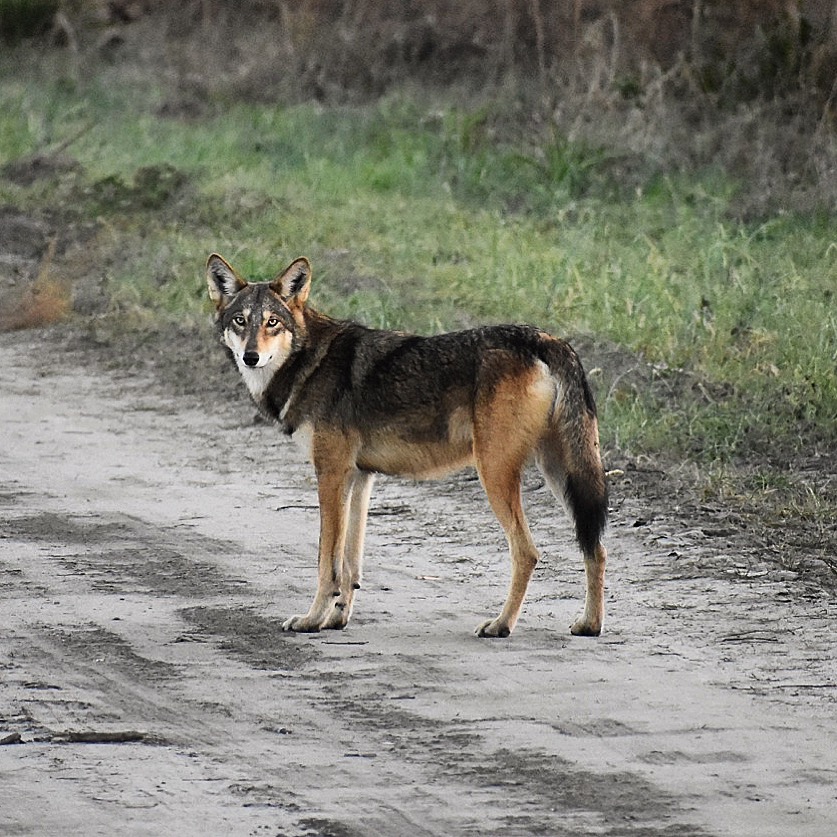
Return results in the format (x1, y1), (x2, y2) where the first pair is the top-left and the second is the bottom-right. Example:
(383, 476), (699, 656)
(288, 420), (314, 460)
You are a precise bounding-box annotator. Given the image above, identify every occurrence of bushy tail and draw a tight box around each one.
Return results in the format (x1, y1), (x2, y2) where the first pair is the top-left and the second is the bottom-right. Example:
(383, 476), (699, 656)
(538, 338), (608, 555)
(565, 468), (608, 556)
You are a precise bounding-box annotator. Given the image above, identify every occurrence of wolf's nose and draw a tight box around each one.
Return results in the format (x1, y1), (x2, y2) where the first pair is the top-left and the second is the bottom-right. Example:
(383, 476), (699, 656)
(242, 351), (260, 367)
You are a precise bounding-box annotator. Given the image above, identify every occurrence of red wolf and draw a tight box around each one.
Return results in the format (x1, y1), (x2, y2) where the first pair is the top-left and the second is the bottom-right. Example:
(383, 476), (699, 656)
(207, 253), (608, 638)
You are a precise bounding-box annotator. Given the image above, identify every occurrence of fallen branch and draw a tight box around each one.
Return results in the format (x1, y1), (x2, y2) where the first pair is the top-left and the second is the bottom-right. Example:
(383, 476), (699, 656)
(54, 730), (148, 744)
(720, 631), (779, 643)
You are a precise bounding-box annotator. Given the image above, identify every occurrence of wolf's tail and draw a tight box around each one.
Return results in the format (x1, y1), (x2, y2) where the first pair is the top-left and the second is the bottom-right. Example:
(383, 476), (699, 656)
(538, 338), (608, 555)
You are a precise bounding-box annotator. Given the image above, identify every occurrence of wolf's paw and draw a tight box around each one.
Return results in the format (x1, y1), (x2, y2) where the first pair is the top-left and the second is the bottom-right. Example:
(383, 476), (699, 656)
(570, 617), (601, 637)
(282, 614), (323, 633)
(320, 608), (350, 630)
(476, 618), (512, 638)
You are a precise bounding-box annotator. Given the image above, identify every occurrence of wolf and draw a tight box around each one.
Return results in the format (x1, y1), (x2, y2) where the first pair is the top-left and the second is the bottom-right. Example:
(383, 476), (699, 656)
(207, 253), (608, 638)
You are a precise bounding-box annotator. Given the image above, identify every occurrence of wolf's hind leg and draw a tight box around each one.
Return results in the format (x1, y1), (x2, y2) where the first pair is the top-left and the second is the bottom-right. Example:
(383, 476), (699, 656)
(473, 367), (553, 638)
(571, 542), (606, 636)
(473, 420), (542, 639)
(474, 460), (539, 638)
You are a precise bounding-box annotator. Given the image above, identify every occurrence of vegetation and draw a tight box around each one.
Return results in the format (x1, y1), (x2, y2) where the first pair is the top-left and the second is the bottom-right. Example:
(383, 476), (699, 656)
(2, 61), (834, 461)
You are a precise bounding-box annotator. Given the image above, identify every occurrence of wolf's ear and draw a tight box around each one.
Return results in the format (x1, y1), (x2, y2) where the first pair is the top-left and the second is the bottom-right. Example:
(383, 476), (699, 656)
(206, 254), (246, 308)
(272, 257), (311, 306)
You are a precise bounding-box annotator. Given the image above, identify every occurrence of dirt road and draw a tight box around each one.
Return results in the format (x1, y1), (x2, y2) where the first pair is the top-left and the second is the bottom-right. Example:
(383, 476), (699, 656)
(1, 328), (835, 836)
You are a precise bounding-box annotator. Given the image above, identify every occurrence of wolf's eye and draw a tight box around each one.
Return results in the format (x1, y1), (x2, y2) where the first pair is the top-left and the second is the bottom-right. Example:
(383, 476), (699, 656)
(232, 315), (246, 327)
(266, 316), (281, 328)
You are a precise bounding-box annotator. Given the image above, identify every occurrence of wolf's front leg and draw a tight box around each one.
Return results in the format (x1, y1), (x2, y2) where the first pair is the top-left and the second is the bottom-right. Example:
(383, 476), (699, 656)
(283, 437), (357, 633)
(321, 470), (374, 630)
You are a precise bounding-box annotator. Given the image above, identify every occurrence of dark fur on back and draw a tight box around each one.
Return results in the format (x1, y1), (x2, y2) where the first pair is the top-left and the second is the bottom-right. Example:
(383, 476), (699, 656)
(265, 317), (596, 432)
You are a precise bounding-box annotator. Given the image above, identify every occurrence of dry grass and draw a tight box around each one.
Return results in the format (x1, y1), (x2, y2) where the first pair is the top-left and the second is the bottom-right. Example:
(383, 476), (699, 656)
(0, 238), (71, 331)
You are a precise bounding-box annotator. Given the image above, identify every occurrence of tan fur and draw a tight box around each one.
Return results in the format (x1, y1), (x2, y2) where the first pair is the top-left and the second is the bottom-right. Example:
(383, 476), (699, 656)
(207, 253), (609, 638)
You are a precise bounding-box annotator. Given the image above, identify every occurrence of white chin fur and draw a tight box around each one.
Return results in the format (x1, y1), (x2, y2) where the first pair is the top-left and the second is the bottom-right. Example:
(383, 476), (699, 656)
(236, 355), (277, 400)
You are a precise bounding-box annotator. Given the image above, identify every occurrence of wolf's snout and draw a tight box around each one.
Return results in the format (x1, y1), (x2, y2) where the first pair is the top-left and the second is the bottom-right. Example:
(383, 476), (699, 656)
(242, 351), (260, 367)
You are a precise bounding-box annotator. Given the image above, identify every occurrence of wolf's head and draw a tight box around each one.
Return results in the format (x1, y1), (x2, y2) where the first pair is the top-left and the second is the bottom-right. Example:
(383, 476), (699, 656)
(206, 254), (311, 399)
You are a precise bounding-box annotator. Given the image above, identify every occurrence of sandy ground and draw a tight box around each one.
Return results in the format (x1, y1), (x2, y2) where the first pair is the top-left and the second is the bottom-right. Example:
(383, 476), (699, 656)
(1, 327), (835, 837)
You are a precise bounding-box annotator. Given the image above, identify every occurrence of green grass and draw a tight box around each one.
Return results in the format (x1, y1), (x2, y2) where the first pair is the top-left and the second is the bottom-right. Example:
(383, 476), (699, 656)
(1, 61), (835, 462)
